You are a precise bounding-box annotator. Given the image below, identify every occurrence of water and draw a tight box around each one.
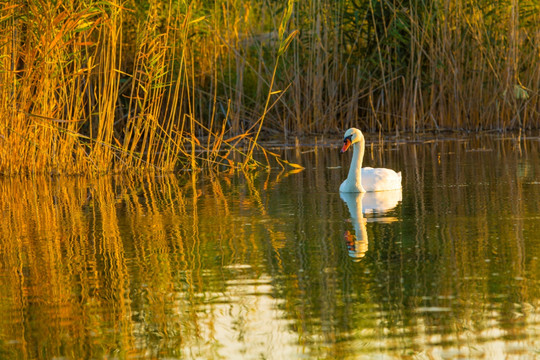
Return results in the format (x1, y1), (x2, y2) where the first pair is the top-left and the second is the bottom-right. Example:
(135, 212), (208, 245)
(1, 135), (540, 359)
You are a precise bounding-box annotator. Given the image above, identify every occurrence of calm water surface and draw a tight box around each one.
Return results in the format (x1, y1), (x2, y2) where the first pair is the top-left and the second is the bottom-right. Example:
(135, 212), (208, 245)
(1, 135), (540, 359)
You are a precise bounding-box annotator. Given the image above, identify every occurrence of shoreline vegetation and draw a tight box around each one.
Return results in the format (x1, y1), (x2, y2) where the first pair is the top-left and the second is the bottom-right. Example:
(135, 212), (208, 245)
(1, 0), (539, 175)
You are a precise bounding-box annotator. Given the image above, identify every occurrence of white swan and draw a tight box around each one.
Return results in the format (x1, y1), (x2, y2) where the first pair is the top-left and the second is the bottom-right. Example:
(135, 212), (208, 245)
(339, 128), (402, 192)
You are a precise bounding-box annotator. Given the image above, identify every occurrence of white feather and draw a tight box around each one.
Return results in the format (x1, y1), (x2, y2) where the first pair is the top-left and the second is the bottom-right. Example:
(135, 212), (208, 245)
(340, 128), (402, 193)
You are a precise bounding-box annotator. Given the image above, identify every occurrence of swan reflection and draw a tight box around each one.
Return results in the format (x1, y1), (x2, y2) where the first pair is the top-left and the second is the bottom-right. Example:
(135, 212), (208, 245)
(361, 189), (402, 216)
(340, 190), (402, 261)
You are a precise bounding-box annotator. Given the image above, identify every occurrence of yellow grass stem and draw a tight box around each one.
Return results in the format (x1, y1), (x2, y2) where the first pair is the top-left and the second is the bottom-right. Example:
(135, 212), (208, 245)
(1, 0), (539, 175)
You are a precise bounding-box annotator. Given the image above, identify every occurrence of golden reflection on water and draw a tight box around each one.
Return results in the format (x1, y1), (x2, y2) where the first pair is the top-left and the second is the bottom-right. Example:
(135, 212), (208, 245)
(0, 135), (540, 359)
(0, 172), (304, 359)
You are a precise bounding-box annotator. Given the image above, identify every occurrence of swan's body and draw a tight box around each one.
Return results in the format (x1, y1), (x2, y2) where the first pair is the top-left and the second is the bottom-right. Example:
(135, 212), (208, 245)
(339, 128), (402, 193)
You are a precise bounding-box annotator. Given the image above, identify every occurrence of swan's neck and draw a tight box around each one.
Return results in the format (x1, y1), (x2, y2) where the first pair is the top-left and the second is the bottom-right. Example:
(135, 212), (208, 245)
(347, 139), (365, 191)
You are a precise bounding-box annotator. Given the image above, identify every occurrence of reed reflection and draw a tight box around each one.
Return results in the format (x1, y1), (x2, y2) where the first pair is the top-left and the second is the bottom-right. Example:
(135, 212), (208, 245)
(0, 135), (539, 359)
(0, 171), (309, 359)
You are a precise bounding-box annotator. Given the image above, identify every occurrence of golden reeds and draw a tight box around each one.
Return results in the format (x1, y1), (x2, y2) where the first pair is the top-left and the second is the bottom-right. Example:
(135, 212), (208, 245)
(1, 0), (539, 175)
(0, 0), (296, 175)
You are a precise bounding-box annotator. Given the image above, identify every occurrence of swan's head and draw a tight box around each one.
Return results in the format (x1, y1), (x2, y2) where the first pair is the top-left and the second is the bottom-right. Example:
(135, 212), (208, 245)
(341, 128), (363, 153)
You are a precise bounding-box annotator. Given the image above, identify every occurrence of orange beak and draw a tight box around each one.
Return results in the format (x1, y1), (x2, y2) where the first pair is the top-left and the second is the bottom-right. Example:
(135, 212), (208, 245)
(341, 138), (351, 153)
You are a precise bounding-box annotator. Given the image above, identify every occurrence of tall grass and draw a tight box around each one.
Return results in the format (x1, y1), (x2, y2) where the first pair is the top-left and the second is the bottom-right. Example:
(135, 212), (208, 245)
(0, 0), (297, 175)
(1, 0), (539, 174)
(280, 0), (540, 133)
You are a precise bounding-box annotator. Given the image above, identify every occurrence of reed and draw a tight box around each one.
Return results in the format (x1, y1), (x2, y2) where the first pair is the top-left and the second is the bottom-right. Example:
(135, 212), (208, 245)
(1, 0), (539, 175)
(0, 0), (295, 175)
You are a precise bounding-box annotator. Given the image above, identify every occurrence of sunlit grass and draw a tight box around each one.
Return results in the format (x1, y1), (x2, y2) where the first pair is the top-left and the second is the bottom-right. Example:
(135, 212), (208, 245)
(1, 0), (539, 175)
(0, 0), (297, 175)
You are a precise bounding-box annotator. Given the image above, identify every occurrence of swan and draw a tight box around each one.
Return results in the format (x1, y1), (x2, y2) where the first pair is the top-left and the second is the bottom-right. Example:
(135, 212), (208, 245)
(339, 128), (402, 192)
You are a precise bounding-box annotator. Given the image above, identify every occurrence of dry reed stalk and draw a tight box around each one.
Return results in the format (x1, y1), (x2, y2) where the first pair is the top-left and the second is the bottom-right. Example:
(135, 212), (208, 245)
(0, 0), (301, 175)
(2, 0), (539, 176)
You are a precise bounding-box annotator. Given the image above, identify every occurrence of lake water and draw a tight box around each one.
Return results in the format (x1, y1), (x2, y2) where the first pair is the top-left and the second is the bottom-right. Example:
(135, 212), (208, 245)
(1, 135), (540, 359)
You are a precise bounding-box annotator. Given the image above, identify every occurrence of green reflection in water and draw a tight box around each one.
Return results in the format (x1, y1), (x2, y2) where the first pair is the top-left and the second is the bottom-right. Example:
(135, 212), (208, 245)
(0, 135), (540, 359)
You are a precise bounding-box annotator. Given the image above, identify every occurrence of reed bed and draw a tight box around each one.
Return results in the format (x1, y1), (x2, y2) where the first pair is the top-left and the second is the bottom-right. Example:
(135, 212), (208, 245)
(1, 0), (539, 174)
